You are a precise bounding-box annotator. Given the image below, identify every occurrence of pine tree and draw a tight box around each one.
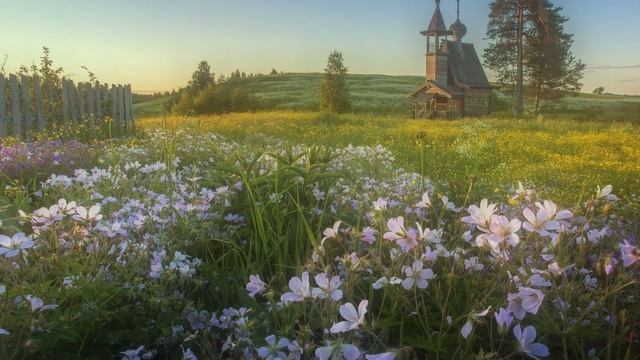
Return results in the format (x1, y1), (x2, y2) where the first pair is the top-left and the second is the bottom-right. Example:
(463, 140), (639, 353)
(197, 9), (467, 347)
(484, 0), (584, 114)
(188, 61), (215, 94)
(320, 51), (351, 113)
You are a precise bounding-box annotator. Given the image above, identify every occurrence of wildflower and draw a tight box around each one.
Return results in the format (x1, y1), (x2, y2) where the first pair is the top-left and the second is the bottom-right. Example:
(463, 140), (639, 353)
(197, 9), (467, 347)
(97, 221), (127, 238)
(330, 300), (368, 333)
(528, 274), (552, 288)
(56, 198), (77, 215)
(415, 191), (432, 208)
(461, 307), (491, 339)
(366, 352), (396, 360)
(621, 241), (639, 267)
(402, 260), (435, 290)
(372, 276), (402, 290)
(494, 307), (513, 335)
(487, 216), (522, 249)
(513, 325), (550, 358)
(32, 205), (63, 227)
(246, 274), (267, 298)
(461, 199), (497, 231)
(464, 257), (485, 272)
(257, 335), (290, 359)
(149, 249), (166, 279)
(383, 217), (407, 242)
(182, 347), (197, 360)
(361, 227), (377, 244)
(26, 295), (58, 312)
(315, 342), (360, 360)
(0, 233), (35, 258)
(121, 345), (145, 360)
(72, 205), (103, 223)
(595, 185), (618, 201)
(312, 272), (343, 301)
(522, 201), (572, 237)
(373, 198), (387, 211)
(441, 196), (460, 212)
(281, 272), (311, 304)
(322, 221), (342, 242)
(0, 328), (8, 336)
(507, 287), (545, 320)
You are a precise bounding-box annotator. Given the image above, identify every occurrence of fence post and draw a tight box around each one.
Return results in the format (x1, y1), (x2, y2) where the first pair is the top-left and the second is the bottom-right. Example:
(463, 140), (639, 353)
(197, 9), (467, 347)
(117, 85), (125, 133)
(9, 74), (21, 138)
(95, 81), (102, 126)
(111, 85), (118, 134)
(78, 82), (86, 121)
(68, 80), (78, 127)
(87, 82), (95, 136)
(33, 75), (45, 132)
(0, 74), (6, 137)
(62, 78), (70, 132)
(20, 75), (34, 139)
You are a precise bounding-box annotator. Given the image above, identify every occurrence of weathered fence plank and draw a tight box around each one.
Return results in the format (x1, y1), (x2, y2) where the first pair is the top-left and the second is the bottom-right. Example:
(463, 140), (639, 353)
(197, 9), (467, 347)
(69, 80), (78, 127)
(20, 75), (33, 139)
(33, 76), (45, 132)
(10, 74), (21, 137)
(0, 74), (6, 137)
(1, 73), (132, 139)
(78, 83), (86, 120)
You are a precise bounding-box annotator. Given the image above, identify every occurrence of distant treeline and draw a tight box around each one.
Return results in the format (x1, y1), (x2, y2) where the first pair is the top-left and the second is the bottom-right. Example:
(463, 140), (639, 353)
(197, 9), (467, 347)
(170, 62), (283, 115)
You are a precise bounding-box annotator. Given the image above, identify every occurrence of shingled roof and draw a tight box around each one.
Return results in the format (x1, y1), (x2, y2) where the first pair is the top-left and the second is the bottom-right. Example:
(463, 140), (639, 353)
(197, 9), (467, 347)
(446, 41), (491, 89)
(421, 4), (448, 35)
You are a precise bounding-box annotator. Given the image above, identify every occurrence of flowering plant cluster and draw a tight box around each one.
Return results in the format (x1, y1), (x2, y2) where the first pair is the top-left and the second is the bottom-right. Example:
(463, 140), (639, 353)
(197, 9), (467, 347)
(0, 129), (638, 359)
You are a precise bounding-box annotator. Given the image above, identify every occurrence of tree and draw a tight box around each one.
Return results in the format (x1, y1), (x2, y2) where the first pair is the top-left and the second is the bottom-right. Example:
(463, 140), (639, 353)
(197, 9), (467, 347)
(320, 51), (351, 113)
(526, 1), (585, 111)
(484, 0), (584, 114)
(188, 61), (215, 94)
(593, 86), (605, 95)
(270, 68), (279, 75)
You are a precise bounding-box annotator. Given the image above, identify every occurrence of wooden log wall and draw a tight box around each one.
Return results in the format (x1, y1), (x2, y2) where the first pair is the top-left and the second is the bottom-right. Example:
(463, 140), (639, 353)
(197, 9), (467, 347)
(0, 73), (134, 139)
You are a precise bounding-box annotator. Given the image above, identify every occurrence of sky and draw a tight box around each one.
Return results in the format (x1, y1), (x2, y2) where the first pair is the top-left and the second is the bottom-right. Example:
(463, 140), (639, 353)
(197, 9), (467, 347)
(1, 0), (639, 95)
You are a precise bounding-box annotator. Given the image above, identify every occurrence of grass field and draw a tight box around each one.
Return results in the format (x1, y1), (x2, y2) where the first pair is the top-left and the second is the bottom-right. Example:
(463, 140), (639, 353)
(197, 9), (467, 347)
(134, 73), (640, 122)
(138, 112), (640, 206)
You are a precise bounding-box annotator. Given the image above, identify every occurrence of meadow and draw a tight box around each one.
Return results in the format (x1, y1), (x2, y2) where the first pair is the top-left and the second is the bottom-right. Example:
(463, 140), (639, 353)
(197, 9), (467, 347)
(0, 106), (638, 359)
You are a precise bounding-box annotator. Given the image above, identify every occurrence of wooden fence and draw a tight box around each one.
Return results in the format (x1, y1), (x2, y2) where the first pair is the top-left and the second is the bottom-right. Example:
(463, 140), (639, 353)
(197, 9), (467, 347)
(0, 73), (134, 139)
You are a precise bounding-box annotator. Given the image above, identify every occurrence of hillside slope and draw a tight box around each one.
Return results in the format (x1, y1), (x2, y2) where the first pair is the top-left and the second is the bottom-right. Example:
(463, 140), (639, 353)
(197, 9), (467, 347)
(134, 73), (640, 121)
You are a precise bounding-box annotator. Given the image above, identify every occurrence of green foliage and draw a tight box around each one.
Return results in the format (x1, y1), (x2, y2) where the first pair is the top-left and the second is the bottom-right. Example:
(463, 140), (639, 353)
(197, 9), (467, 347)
(188, 61), (215, 95)
(320, 51), (351, 114)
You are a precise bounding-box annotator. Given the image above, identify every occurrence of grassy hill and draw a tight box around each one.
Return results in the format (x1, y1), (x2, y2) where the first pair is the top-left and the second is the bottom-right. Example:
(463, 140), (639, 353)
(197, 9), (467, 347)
(134, 73), (640, 122)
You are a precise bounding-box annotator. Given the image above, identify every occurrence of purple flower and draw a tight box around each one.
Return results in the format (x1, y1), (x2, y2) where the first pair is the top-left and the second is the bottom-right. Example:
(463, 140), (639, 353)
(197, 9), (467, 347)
(513, 325), (550, 358)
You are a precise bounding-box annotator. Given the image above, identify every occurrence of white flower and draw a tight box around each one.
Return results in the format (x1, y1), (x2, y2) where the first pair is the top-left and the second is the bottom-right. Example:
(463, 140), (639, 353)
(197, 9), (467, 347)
(487, 215), (522, 250)
(401, 260), (435, 290)
(281, 272), (311, 304)
(522, 201), (572, 237)
(373, 198), (388, 211)
(461, 199), (497, 231)
(383, 217), (407, 242)
(513, 325), (550, 358)
(57, 198), (77, 215)
(312, 272), (343, 301)
(507, 287), (545, 320)
(322, 221), (342, 242)
(73, 205), (103, 223)
(415, 192), (432, 208)
(330, 300), (367, 333)
(25, 295), (58, 312)
(0, 233), (35, 258)
(372, 276), (402, 290)
(315, 342), (360, 360)
(596, 185), (618, 201)
(366, 352), (396, 360)
(246, 274), (267, 298)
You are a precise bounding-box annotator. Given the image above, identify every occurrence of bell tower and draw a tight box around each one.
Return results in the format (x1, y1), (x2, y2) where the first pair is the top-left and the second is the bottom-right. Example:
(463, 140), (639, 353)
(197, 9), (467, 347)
(421, 0), (449, 86)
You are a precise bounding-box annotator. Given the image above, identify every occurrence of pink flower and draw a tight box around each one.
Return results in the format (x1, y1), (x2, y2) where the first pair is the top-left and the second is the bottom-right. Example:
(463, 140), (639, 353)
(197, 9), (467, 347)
(415, 192), (432, 208)
(330, 300), (367, 333)
(522, 200), (572, 237)
(461, 199), (497, 231)
(486, 215), (521, 251)
(383, 217), (407, 242)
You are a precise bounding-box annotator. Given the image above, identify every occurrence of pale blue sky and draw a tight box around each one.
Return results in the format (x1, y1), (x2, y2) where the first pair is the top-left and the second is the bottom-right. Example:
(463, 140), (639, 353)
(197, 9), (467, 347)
(1, 0), (639, 94)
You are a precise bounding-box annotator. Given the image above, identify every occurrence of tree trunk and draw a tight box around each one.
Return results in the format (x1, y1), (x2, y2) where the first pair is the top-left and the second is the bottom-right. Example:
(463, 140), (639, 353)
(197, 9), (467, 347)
(513, 0), (525, 116)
